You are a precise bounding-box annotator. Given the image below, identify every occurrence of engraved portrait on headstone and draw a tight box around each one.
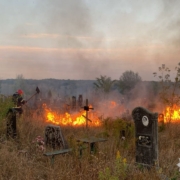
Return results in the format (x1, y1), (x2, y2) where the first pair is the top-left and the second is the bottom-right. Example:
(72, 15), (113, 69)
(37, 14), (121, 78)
(132, 107), (159, 167)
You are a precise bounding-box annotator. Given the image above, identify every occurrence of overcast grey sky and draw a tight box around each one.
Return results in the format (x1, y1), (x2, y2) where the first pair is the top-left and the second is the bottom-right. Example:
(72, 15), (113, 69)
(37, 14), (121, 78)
(0, 0), (180, 80)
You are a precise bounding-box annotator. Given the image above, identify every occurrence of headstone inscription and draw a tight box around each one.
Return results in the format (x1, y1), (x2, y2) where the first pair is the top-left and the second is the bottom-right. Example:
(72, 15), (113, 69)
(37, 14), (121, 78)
(132, 107), (159, 167)
(45, 125), (68, 150)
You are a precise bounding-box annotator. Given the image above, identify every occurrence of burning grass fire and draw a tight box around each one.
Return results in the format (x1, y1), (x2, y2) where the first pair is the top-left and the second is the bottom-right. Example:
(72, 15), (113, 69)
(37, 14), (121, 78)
(159, 104), (180, 123)
(43, 104), (101, 127)
(43, 102), (180, 125)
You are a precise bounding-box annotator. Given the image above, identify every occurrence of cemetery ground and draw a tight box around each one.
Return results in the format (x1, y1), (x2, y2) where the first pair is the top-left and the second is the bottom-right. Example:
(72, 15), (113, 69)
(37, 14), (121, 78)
(0, 108), (180, 180)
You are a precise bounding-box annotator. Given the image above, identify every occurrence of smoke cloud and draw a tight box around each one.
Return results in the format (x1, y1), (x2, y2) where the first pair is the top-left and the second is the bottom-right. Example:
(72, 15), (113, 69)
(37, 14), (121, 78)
(1, 0), (180, 80)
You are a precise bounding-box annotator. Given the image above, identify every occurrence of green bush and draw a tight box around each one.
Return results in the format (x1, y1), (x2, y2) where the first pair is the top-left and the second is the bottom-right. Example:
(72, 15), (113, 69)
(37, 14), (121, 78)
(102, 117), (134, 139)
(0, 97), (14, 123)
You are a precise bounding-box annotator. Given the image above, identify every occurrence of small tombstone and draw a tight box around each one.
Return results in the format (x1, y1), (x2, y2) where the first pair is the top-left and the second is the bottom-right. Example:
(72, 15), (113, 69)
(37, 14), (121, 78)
(78, 94), (83, 108)
(6, 109), (17, 139)
(72, 96), (76, 110)
(132, 107), (158, 167)
(6, 107), (23, 139)
(45, 125), (68, 150)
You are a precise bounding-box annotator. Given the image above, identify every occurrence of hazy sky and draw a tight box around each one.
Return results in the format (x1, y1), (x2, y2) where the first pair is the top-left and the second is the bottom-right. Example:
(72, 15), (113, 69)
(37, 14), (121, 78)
(0, 0), (180, 80)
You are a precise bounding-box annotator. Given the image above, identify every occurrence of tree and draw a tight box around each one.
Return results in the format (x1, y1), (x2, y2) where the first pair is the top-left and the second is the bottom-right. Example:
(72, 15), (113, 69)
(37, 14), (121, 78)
(93, 75), (116, 93)
(117, 70), (142, 94)
(153, 63), (180, 109)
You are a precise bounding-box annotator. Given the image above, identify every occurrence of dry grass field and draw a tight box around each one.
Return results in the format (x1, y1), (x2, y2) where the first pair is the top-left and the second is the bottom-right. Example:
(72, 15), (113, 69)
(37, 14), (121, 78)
(0, 105), (180, 180)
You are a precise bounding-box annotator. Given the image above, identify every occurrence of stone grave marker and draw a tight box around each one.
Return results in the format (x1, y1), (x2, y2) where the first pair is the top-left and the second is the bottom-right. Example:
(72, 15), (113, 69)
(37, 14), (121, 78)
(72, 96), (76, 110)
(78, 94), (83, 108)
(45, 124), (68, 150)
(132, 107), (159, 167)
(6, 110), (17, 139)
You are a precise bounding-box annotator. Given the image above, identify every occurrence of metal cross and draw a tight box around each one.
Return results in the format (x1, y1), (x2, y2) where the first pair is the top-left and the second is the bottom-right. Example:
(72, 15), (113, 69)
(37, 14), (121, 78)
(82, 99), (94, 129)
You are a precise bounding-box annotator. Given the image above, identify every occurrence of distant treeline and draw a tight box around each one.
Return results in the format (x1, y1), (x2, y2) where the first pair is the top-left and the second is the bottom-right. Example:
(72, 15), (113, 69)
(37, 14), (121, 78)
(0, 79), (96, 99)
(0, 78), (164, 114)
(0, 78), (160, 100)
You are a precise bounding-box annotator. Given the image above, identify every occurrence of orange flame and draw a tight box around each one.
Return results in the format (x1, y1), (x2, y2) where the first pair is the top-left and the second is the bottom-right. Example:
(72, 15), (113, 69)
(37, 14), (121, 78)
(110, 101), (117, 108)
(160, 104), (180, 123)
(43, 104), (101, 126)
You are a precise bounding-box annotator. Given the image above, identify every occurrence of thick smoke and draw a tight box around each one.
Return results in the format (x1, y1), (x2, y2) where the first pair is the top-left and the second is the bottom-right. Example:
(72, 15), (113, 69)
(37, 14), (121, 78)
(32, 0), (107, 79)
(1, 0), (180, 80)
(91, 81), (164, 120)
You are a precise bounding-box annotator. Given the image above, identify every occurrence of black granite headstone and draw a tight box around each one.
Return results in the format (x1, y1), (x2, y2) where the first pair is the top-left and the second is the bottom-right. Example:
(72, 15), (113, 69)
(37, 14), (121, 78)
(132, 107), (158, 167)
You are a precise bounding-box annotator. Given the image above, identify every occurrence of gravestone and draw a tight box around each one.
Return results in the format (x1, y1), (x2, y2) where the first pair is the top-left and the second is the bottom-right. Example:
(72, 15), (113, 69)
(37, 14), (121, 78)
(6, 107), (23, 139)
(72, 96), (76, 110)
(6, 110), (17, 139)
(45, 125), (68, 150)
(132, 107), (158, 167)
(78, 94), (83, 108)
